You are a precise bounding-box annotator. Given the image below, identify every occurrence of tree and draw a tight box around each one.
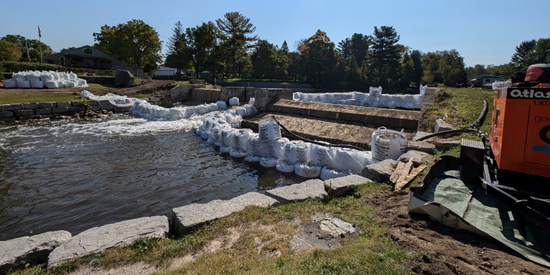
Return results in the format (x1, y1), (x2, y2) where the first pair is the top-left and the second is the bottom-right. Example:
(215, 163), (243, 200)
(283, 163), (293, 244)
(1, 34), (53, 61)
(369, 26), (402, 89)
(511, 40), (537, 72)
(422, 50), (466, 86)
(216, 12), (258, 78)
(186, 21), (219, 78)
(0, 40), (22, 61)
(299, 30), (338, 88)
(339, 33), (369, 67)
(94, 19), (162, 68)
(251, 39), (276, 78)
(165, 21), (191, 72)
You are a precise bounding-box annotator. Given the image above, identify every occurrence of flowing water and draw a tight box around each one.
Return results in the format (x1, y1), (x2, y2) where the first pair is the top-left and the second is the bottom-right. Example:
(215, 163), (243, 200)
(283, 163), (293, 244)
(0, 114), (301, 241)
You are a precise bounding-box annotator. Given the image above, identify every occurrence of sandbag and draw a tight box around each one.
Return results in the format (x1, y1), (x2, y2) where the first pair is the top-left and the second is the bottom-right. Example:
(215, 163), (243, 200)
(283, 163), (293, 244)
(229, 97), (239, 106)
(276, 161), (295, 173)
(320, 167), (348, 181)
(259, 121), (281, 142)
(294, 163), (321, 178)
(3, 79), (17, 88)
(371, 127), (407, 161)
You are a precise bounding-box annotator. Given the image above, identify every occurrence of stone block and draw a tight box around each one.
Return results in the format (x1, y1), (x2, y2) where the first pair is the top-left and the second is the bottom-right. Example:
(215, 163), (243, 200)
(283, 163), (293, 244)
(69, 106), (85, 113)
(14, 109), (35, 117)
(52, 107), (69, 114)
(38, 102), (55, 109)
(48, 216), (168, 266)
(89, 100), (99, 106)
(398, 150), (433, 167)
(172, 192), (278, 236)
(23, 103), (39, 109)
(34, 108), (52, 115)
(90, 105), (101, 112)
(266, 179), (327, 203)
(0, 111), (14, 117)
(3, 104), (23, 111)
(56, 102), (71, 108)
(170, 85), (192, 103)
(0, 230), (71, 273)
(407, 140), (436, 154)
(324, 174), (372, 197)
(435, 118), (455, 133)
(362, 159), (398, 182)
(71, 101), (82, 107)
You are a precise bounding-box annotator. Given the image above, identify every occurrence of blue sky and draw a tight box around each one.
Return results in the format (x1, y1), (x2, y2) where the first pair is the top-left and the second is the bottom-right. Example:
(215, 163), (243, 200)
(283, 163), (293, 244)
(1, 0), (548, 67)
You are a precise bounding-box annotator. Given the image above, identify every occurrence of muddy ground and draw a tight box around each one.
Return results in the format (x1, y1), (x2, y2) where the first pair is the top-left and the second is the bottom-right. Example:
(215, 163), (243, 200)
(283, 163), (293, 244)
(1, 80), (548, 274)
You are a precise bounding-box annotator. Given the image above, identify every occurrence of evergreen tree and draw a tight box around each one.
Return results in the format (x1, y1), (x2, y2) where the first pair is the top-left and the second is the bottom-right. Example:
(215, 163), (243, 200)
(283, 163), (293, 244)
(300, 29), (337, 88)
(511, 40), (537, 72)
(216, 12), (258, 78)
(369, 26), (402, 89)
(165, 21), (191, 72)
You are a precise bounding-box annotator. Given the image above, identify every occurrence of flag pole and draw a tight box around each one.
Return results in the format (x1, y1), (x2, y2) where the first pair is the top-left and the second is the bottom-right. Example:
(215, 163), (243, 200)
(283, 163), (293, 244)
(38, 25), (43, 63)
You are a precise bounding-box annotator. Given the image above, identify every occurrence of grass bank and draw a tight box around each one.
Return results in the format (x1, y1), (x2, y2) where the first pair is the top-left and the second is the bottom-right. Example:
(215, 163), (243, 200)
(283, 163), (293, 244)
(8, 87), (495, 275)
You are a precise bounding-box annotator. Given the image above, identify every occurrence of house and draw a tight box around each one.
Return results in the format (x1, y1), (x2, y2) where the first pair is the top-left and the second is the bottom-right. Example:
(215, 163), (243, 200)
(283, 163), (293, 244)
(44, 46), (126, 70)
(156, 67), (177, 76)
(469, 74), (506, 88)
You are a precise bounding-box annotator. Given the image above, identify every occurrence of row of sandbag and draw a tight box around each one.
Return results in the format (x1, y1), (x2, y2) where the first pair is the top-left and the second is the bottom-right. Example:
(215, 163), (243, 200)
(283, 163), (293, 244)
(3, 71), (88, 89)
(130, 98), (255, 120)
(194, 118), (376, 180)
(293, 86), (427, 110)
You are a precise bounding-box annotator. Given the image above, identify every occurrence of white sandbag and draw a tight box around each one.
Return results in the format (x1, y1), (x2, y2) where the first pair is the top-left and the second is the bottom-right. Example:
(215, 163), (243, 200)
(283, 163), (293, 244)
(420, 85), (427, 96)
(230, 150), (248, 158)
(294, 163), (321, 178)
(272, 138), (289, 160)
(31, 80), (45, 88)
(229, 97), (239, 106)
(260, 157), (278, 168)
(371, 127), (407, 161)
(311, 145), (336, 169)
(222, 128), (236, 148)
(243, 104), (256, 116)
(197, 105), (209, 115)
(292, 92), (302, 101)
(234, 106), (246, 117)
(248, 97), (256, 107)
(369, 86), (382, 97)
(169, 108), (185, 119)
(333, 148), (374, 173)
(16, 80), (31, 88)
(216, 100), (227, 110)
(259, 121), (282, 142)
(282, 142), (298, 164)
(234, 129), (253, 151)
(245, 155), (261, 162)
(294, 141), (311, 164)
(3, 79), (17, 88)
(276, 161), (295, 173)
(12, 73), (26, 82)
(26, 74), (40, 82)
(77, 78), (88, 87)
(320, 167), (348, 181)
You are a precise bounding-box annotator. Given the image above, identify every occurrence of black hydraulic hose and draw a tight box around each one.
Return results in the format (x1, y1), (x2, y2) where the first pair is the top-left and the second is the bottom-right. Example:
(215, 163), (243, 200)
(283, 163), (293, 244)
(417, 100), (488, 141)
(270, 115), (367, 151)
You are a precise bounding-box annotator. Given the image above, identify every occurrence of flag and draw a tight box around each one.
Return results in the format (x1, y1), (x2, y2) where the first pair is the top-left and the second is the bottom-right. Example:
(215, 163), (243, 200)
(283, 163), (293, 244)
(38, 25), (41, 38)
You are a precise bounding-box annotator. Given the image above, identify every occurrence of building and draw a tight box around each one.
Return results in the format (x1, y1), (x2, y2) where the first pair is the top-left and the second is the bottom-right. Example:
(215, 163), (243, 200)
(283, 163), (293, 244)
(156, 67), (177, 76)
(44, 46), (126, 70)
(469, 74), (507, 88)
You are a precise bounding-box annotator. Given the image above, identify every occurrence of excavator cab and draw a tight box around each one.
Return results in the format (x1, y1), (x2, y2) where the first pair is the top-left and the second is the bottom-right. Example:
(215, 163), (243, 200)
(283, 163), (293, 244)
(525, 49), (550, 82)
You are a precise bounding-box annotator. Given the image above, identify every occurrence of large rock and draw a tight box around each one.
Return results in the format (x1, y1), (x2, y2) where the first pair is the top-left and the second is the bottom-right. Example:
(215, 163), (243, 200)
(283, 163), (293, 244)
(0, 230), (71, 273)
(398, 150), (434, 167)
(407, 140), (436, 154)
(324, 175), (372, 197)
(361, 159), (398, 182)
(170, 85), (192, 103)
(48, 216), (168, 266)
(435, 118), (455, 133)
(172, 192), (278, 236)
(266, 179), (327, 203)
(115, 70), (134, 88)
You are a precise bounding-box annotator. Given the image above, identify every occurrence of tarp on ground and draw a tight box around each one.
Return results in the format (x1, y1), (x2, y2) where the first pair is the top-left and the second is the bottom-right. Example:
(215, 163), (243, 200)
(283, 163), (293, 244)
(408, 156), (550, 267)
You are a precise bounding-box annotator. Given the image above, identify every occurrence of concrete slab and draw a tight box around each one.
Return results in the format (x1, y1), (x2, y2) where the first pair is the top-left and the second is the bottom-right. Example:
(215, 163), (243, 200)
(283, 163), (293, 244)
(171, 192), (278, 236)
(266, 179), (327, 203)
(0, 230), (71, 273)
(324, 174), (372, 197)
(48, 216), (169, 266)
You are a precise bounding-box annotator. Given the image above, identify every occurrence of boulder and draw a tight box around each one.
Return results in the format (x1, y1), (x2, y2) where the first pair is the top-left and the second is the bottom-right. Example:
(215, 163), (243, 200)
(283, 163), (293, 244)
(0, 230), (71, 273)
(172, 192), (278, 236)
(48, 216), (168, 266)
(170, 85), (192, 103)
(398, 150), (434, 167)
(407, 140), (436, 154)
(115, 70), (134, 88)
(266, 179), (327, 203)
(361, 159), (398, 182)
(324, 174), (372, 197)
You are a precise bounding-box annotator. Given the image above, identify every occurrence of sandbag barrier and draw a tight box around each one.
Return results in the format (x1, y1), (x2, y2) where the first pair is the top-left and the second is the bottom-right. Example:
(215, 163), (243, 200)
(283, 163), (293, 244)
(292, 86), (427, 110)
(3, 71), (89, 89)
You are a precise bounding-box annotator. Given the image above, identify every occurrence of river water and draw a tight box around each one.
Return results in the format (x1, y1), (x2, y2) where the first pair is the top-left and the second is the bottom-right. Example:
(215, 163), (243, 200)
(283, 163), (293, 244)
(0, 114), (301, 241)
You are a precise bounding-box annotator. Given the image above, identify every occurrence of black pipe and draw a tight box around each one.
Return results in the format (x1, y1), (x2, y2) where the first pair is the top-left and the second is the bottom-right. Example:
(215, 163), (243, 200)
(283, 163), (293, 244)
(417, 100), (488, 141)
(270, 115), (367, 151)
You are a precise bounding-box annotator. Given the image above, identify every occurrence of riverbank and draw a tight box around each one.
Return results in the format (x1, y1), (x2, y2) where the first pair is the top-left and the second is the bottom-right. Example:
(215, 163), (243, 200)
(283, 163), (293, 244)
(2, 86), (547, 274)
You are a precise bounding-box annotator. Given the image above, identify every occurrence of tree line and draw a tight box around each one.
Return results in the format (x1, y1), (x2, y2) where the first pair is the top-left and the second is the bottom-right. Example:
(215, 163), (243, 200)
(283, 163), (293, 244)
(1, 12), (548, 90)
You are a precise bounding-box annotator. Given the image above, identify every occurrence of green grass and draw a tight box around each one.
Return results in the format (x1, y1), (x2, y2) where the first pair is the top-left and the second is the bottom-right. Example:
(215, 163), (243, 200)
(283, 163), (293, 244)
(0, 94), (78, 105)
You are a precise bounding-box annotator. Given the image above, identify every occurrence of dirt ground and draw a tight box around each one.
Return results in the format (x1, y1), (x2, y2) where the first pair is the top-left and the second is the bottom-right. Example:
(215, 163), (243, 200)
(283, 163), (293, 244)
(3, 80), (548, 274)
(367, 190), (548, 274)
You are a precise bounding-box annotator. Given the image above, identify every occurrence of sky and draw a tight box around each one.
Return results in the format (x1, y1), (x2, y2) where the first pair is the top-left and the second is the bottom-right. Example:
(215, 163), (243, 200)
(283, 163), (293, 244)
(1, 0), (548, 67)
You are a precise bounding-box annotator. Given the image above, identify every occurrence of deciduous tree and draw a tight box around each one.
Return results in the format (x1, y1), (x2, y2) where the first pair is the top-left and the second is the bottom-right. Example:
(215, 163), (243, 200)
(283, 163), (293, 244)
(186, 21), (219, 78)
(0, 40), (22, 61)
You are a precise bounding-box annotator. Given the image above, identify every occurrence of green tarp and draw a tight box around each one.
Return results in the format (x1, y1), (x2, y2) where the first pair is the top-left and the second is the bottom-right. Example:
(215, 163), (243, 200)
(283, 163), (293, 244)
(409, 156), (550, 267)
